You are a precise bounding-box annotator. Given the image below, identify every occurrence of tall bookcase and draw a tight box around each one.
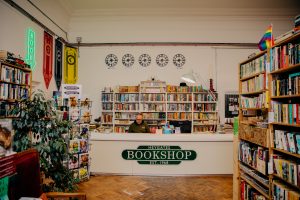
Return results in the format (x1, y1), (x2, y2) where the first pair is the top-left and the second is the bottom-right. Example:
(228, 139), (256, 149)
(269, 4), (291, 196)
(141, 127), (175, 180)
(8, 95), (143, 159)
(0, 61), (31, 117)
(238, 50), (271, 200)
(269, 32), (300, 199)
(238, 31), (300, 199)
(0, 60), (31, 196)
(101, 80), (219, 134)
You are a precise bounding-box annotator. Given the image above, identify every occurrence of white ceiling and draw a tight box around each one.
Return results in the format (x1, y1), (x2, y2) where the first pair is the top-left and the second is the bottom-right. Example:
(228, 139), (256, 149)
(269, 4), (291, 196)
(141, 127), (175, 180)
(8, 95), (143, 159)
(58, 0), (300, 16)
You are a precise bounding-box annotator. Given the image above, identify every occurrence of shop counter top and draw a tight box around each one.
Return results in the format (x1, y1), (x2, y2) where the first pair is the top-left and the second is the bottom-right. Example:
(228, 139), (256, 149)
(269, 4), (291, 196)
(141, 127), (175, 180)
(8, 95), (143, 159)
(91, 132), (233, 142)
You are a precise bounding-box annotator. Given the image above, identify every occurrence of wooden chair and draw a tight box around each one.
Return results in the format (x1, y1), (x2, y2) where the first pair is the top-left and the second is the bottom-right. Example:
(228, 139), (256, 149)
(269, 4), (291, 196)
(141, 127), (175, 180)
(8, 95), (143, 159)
(9, 149), (86, 200)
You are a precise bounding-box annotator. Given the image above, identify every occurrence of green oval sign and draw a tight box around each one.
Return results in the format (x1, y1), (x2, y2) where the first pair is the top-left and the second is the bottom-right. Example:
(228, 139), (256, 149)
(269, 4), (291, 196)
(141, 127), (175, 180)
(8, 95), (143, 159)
(122, 145), (197, 165)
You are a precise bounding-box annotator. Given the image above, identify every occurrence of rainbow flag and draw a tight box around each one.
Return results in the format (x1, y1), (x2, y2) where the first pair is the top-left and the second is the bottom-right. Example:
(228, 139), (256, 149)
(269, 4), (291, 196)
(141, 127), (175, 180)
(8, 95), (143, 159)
(258, 25), (274, 51)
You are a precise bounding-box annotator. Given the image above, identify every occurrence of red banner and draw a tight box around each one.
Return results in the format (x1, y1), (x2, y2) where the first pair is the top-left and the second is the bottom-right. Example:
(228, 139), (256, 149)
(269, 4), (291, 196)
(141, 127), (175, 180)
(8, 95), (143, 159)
(43, 31), (53, 89)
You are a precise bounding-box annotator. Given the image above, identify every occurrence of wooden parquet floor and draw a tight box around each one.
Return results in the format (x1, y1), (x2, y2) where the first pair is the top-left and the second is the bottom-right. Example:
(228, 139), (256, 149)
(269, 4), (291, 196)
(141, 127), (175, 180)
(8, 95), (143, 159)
(78, 175), (233, 200)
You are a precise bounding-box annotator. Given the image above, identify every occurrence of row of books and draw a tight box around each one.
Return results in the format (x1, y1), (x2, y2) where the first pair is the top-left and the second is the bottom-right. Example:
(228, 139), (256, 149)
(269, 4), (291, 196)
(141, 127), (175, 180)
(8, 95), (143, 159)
(167, 93), (192, 102)
(194, 103), (217, 112)
(115, 112), (136, 119)
(241, 74), (265, 93)
(193, 113), (217, 120)
(239, 141), (268, 175)
(140, 88), (166, 93)
(167, 112), (192, 120)
(69, 139), (89, 153)
(0, 83), (29, 100)
(143, 112), (165, 120)
(240, 54), (266, 79)
(241, 93), (266, 109)
(240, 164), (269, 186)
(142, 104), (165, 112)
(114, 126), (127, 133)
(0, 102), (18, 117)
(140, 93), (165, 101)
(1, 65), (31, 85)
(115, 103), (139, 111)
(194, 93), (217, 101)
(68, 153), (89, 169)
(271, 43), (300, 72)
(102, 113), (113, 123)
(193, 125), (216, 132)
(273, 156), (299, 187)
(117, 86), (139, 93)
(272, 102), (300, 124)
(273, 180), (300, 200)
(101, 93), (113, 102)
(72, 166), (89, 182)
(167, 85), (215, 93)
(115, 93), (139, 102)
(69, 108), (91, 124)
(271, 73), (300, 96)
(274, 130), (300, 154)
(102, 103), (113, 111)
(240, 179), (267, 200)
(168, 103), (192, 111)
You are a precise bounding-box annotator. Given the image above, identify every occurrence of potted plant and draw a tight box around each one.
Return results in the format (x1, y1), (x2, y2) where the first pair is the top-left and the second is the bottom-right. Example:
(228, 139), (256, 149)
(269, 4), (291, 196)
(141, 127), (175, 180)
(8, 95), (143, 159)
(11, 90), (77, 192)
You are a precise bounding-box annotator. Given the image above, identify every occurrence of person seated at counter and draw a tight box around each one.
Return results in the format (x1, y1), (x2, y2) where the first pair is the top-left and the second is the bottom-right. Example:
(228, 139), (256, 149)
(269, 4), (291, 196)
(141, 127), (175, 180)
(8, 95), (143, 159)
(128, 113), (150, 133)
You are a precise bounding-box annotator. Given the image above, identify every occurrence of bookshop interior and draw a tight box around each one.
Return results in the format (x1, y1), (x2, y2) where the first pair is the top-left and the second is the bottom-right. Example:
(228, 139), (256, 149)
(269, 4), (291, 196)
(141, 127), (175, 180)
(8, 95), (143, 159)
(0, 0), (300, 199)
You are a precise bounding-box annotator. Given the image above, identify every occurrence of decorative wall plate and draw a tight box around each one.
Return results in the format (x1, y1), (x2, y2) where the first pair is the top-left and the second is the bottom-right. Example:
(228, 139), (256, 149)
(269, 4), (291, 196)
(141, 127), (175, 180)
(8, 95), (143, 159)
(173, 54), (185, 68)
(122, 54), (135, 67)
(156, 54), (169, 67)
(105, 54), (118, 68)
(138, 54), (151, 67)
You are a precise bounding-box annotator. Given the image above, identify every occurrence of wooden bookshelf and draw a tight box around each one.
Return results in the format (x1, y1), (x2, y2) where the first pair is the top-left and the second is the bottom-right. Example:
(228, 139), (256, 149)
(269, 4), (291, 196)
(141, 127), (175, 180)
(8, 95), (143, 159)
(268, 31), (300, 200)
(272, 148), (300, 159)
(240, 174), (269, 199)
(101, 81), (219, 133)
(271, 122), (300, 128)
(240, 71), (265, 81)
(240, 90), (266, 96)
(238, 47), (270, 200)
(271, 94), (300, 99)
(272, 174), (300, 191)
(270, 63), (300, 74)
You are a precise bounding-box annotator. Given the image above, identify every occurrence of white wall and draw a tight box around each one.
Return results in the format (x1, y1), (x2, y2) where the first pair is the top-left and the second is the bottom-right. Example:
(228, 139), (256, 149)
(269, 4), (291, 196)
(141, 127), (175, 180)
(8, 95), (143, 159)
(0, 0), (298, 123)
(70, 12), (294, 123)
(0, 0), (70, 98)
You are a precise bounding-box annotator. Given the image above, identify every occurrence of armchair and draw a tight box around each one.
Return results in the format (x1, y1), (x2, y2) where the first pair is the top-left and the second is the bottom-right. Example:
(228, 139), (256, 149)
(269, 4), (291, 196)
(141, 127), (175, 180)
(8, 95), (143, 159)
(8, 149), (86, 200)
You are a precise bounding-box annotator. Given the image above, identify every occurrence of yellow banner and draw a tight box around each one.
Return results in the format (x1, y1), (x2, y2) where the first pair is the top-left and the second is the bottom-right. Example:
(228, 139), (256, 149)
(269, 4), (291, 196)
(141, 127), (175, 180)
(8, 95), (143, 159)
(64, 46), (78, 84)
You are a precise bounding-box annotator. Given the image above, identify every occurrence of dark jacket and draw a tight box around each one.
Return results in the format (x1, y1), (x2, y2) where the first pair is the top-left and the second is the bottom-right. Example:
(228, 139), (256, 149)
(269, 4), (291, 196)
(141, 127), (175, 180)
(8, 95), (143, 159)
(128, 120), (150, 133)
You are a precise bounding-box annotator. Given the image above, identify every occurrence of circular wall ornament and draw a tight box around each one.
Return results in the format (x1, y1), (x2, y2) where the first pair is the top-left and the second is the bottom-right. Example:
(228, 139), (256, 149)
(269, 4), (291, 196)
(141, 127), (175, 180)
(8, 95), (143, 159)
(122, 54), (135, 67)
(105, 54), (118, 68)
(138, 54), (151, 67)
(156, 54), (169, 67)
(173, 54), (185, 68)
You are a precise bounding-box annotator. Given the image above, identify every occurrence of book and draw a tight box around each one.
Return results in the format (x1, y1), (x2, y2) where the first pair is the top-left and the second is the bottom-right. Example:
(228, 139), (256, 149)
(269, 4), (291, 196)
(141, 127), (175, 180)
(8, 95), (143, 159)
(79, 139), (88, 153)
(0, 119), (13, 156)
(68, 154), (79, 169)
(79, 166), (88, 180)
(69, 140), (79, 154)
(79, 153), (89, 167)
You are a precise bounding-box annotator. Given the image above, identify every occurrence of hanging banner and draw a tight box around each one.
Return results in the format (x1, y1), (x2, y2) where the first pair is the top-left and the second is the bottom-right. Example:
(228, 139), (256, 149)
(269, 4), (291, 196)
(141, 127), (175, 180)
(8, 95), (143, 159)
(64, 46), (78, 84)
(55, 39), (63, 90)
(25, 28), (36, 71)
(43, 31), (53, 89)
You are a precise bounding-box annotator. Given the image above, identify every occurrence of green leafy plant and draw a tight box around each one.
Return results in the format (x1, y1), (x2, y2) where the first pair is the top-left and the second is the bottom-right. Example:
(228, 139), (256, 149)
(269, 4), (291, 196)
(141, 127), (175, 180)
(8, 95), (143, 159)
(11, 90), (77, 192)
